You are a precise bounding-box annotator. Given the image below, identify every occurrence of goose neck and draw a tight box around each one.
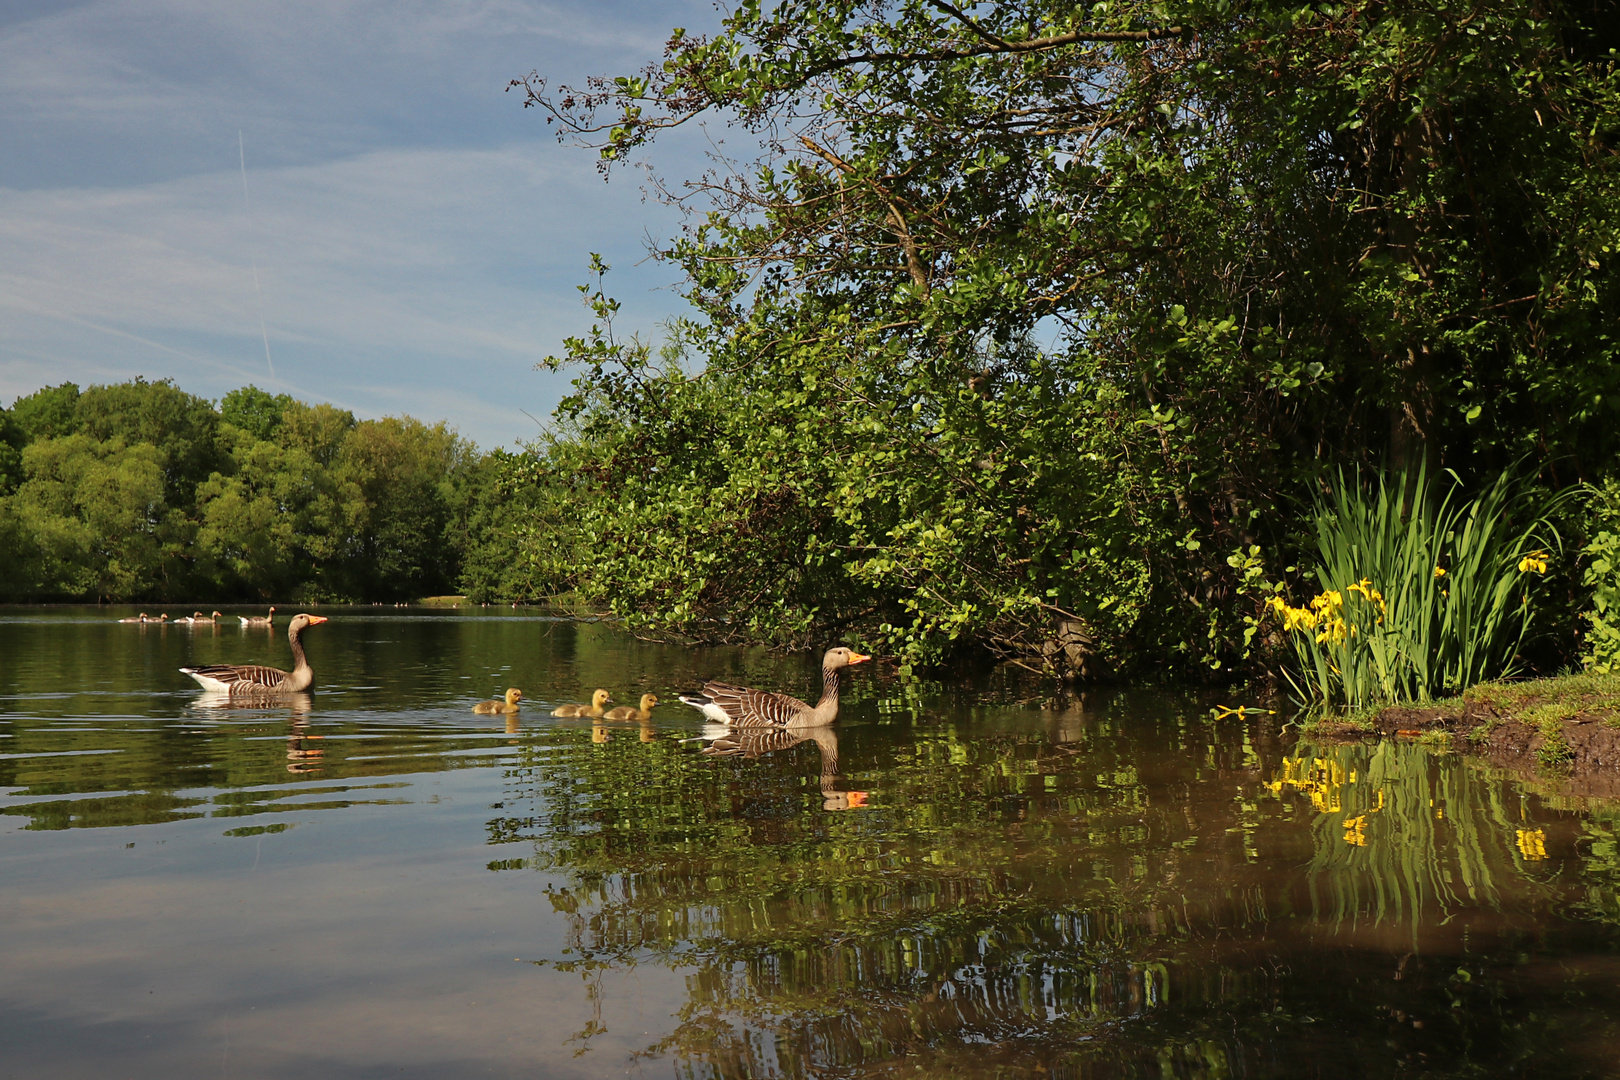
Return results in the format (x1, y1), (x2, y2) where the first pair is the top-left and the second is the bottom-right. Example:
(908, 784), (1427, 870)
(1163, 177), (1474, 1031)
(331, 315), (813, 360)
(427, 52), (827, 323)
(288, 625), (311, 674)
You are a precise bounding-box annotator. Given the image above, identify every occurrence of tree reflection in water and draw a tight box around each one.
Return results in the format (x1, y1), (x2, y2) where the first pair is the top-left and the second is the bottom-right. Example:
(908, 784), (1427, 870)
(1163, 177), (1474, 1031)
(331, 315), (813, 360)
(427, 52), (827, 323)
(489, 698), (1620, 1078)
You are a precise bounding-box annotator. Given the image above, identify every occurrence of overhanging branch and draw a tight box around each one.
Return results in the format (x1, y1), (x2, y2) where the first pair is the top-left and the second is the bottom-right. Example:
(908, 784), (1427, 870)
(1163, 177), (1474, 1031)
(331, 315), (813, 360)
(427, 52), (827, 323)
(807, 23), (1188, 75)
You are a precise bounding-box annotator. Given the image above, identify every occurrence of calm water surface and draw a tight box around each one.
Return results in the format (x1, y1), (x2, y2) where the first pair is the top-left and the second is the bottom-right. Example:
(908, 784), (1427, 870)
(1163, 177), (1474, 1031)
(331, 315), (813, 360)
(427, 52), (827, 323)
(3, 607), (1620, 1078)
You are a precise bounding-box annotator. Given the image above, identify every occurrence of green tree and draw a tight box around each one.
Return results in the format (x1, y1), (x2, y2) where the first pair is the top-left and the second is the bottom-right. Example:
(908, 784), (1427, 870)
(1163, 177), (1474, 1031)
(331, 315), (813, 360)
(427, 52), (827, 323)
(278, 400), (356, 468)
(194, 427), (334, 599)
(513, 0), (1620, 675)
(74, 377), (223, 506)
(219, 385), (295, 443)
(2, 434), (169, 599)
(453, 448), (544, 602)
(10, 382), (81, 442)
(331, 416), (473, 599)
(0, 407), (25, 495)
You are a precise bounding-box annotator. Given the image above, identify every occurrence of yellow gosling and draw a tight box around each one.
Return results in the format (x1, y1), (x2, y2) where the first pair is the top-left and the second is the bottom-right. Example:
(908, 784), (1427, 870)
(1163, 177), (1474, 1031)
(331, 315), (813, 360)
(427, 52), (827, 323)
(604, 693), (659, 722)
(473, 688), (523, 714)
(552, 689), (612, 718)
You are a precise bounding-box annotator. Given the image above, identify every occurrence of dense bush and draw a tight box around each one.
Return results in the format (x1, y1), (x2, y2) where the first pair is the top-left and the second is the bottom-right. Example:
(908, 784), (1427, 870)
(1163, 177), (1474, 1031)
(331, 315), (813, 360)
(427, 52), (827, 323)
(0, 378), (506, 603)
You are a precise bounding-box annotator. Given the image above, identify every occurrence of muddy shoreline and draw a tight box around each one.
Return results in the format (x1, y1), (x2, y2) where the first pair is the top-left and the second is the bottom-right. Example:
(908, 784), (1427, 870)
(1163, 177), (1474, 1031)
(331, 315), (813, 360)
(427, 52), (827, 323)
(1310, 688), (1620, 798)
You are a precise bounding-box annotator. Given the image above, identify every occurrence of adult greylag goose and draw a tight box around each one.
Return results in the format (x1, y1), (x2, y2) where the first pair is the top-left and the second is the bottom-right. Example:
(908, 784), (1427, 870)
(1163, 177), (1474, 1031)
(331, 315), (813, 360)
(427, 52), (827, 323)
(603, 693), (658, 722)
(473, 688), (524, 714)
(679, 647), (870, 728)
(552, 689), (611, 718)
(179, 613), (329, 695)
(117, 613), (152, 623)
(240, 606), (276, 627)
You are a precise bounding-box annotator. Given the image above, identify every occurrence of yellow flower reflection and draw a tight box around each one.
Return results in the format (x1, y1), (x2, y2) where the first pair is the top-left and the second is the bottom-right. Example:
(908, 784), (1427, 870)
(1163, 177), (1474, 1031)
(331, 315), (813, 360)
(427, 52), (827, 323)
(1516, 828), (1548, 860)
(1342, 815), (1368, 846)
(1265, 757), (1346, 815)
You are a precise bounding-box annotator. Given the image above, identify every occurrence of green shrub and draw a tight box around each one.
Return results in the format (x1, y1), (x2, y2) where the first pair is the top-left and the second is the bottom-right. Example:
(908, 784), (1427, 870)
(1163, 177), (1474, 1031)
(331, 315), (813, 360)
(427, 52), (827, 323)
(1581, 485), (1620, 673)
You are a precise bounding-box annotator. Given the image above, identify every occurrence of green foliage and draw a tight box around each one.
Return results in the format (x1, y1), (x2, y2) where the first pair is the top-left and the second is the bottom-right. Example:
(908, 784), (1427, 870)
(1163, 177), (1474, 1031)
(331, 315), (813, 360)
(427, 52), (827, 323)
(1580, 481), (1620, 672)
(219, 385), (295, 442)
(0, 407), (24, 495)
(510, 0), (1620, 676)
(329, 415), (473, 599)
(455, 449), (547, 603)
(1268, 467), (1563, 707)
(0, 380), (498, 603)
(73, 378), (223, 504)
(10, 382), (81, 441)
(3, 434), (171, 600)
(1581, 529), (1620, 672)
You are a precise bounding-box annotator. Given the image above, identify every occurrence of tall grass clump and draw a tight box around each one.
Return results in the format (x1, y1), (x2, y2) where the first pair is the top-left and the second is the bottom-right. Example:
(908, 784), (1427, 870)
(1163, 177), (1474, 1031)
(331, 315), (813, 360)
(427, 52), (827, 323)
(1269, 465), (1563, 708)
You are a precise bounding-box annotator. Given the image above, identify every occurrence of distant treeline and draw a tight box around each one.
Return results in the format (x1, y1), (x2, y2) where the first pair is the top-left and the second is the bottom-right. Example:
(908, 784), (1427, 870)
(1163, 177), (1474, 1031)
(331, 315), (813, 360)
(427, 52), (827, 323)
(0, 379), (526, 603)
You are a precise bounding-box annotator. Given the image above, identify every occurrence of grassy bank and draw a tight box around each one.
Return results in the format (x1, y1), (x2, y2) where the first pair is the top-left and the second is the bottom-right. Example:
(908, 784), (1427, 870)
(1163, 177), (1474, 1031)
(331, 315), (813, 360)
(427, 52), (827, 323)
(1303, 671), (1620, 775)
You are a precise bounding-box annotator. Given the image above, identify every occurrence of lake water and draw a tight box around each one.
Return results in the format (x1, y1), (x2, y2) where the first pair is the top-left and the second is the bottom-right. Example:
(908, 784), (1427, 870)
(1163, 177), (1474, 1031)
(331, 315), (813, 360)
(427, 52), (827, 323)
(3, 607), (1620, 1078)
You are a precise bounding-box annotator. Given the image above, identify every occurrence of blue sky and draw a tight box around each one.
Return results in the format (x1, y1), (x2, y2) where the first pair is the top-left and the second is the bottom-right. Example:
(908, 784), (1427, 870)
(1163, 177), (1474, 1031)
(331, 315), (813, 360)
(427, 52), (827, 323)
(1, 0), (722, 448)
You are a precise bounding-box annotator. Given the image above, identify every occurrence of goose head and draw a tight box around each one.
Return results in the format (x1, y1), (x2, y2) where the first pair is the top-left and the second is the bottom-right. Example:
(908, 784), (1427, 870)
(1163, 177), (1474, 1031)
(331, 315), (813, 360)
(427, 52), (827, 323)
(822, 646), (872, 669)
(287, 613), (329, 637)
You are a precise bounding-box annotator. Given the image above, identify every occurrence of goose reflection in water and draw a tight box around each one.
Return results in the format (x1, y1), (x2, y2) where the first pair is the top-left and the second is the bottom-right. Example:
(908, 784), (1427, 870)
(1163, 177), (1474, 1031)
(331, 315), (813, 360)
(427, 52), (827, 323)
(285, 717), (325, 774)
(188, 689), (313, 716)
(185, 691), (322, 773)
(697, 724), (869, 811)
(590, 717), (657, 744)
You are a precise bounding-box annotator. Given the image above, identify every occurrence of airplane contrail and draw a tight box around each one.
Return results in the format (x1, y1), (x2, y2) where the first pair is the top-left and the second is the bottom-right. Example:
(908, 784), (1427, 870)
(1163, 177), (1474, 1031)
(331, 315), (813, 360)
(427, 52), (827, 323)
(239, 131), (275, 380)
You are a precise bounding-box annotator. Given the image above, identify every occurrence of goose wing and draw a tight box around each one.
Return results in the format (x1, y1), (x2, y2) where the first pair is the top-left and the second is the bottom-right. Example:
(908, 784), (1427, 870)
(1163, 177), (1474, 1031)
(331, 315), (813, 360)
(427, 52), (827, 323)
(696, 681), (812, 727)
(180, 663), (290, 693)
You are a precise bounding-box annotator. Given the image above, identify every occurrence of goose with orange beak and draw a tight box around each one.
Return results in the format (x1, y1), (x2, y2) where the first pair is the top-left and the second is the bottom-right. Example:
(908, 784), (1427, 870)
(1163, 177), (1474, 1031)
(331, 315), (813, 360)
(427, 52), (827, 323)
(180, 614), (329, 695)
(679, 647), (871, 728)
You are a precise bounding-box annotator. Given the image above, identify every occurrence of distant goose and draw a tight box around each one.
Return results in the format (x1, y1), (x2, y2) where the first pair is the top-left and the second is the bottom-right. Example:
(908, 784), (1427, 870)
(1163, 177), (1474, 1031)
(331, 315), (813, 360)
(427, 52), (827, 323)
(180, 613), (328, 695)
(473, 688), (524, 714)
(679, 647), (870, 728)
(552, 689), (611, 718)
(117, 613), (152, 623)
(603, 693), (659, 722)
(240, 606), (276, 627)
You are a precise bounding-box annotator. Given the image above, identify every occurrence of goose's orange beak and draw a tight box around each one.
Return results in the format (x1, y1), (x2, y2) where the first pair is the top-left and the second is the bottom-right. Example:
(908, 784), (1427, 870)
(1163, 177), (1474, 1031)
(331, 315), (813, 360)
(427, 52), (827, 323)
(846, 791), (870, 807)
(849, 652), (871, 664)
(306, 615), (329, 625)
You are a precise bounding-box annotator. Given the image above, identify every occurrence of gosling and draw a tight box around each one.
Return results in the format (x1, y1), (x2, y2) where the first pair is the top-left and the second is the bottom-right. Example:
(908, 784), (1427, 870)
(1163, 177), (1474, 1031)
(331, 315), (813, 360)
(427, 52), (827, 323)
(552, 689), (612, 718)
(603, 693), (658, 722)
(473, 688), (523, 714)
